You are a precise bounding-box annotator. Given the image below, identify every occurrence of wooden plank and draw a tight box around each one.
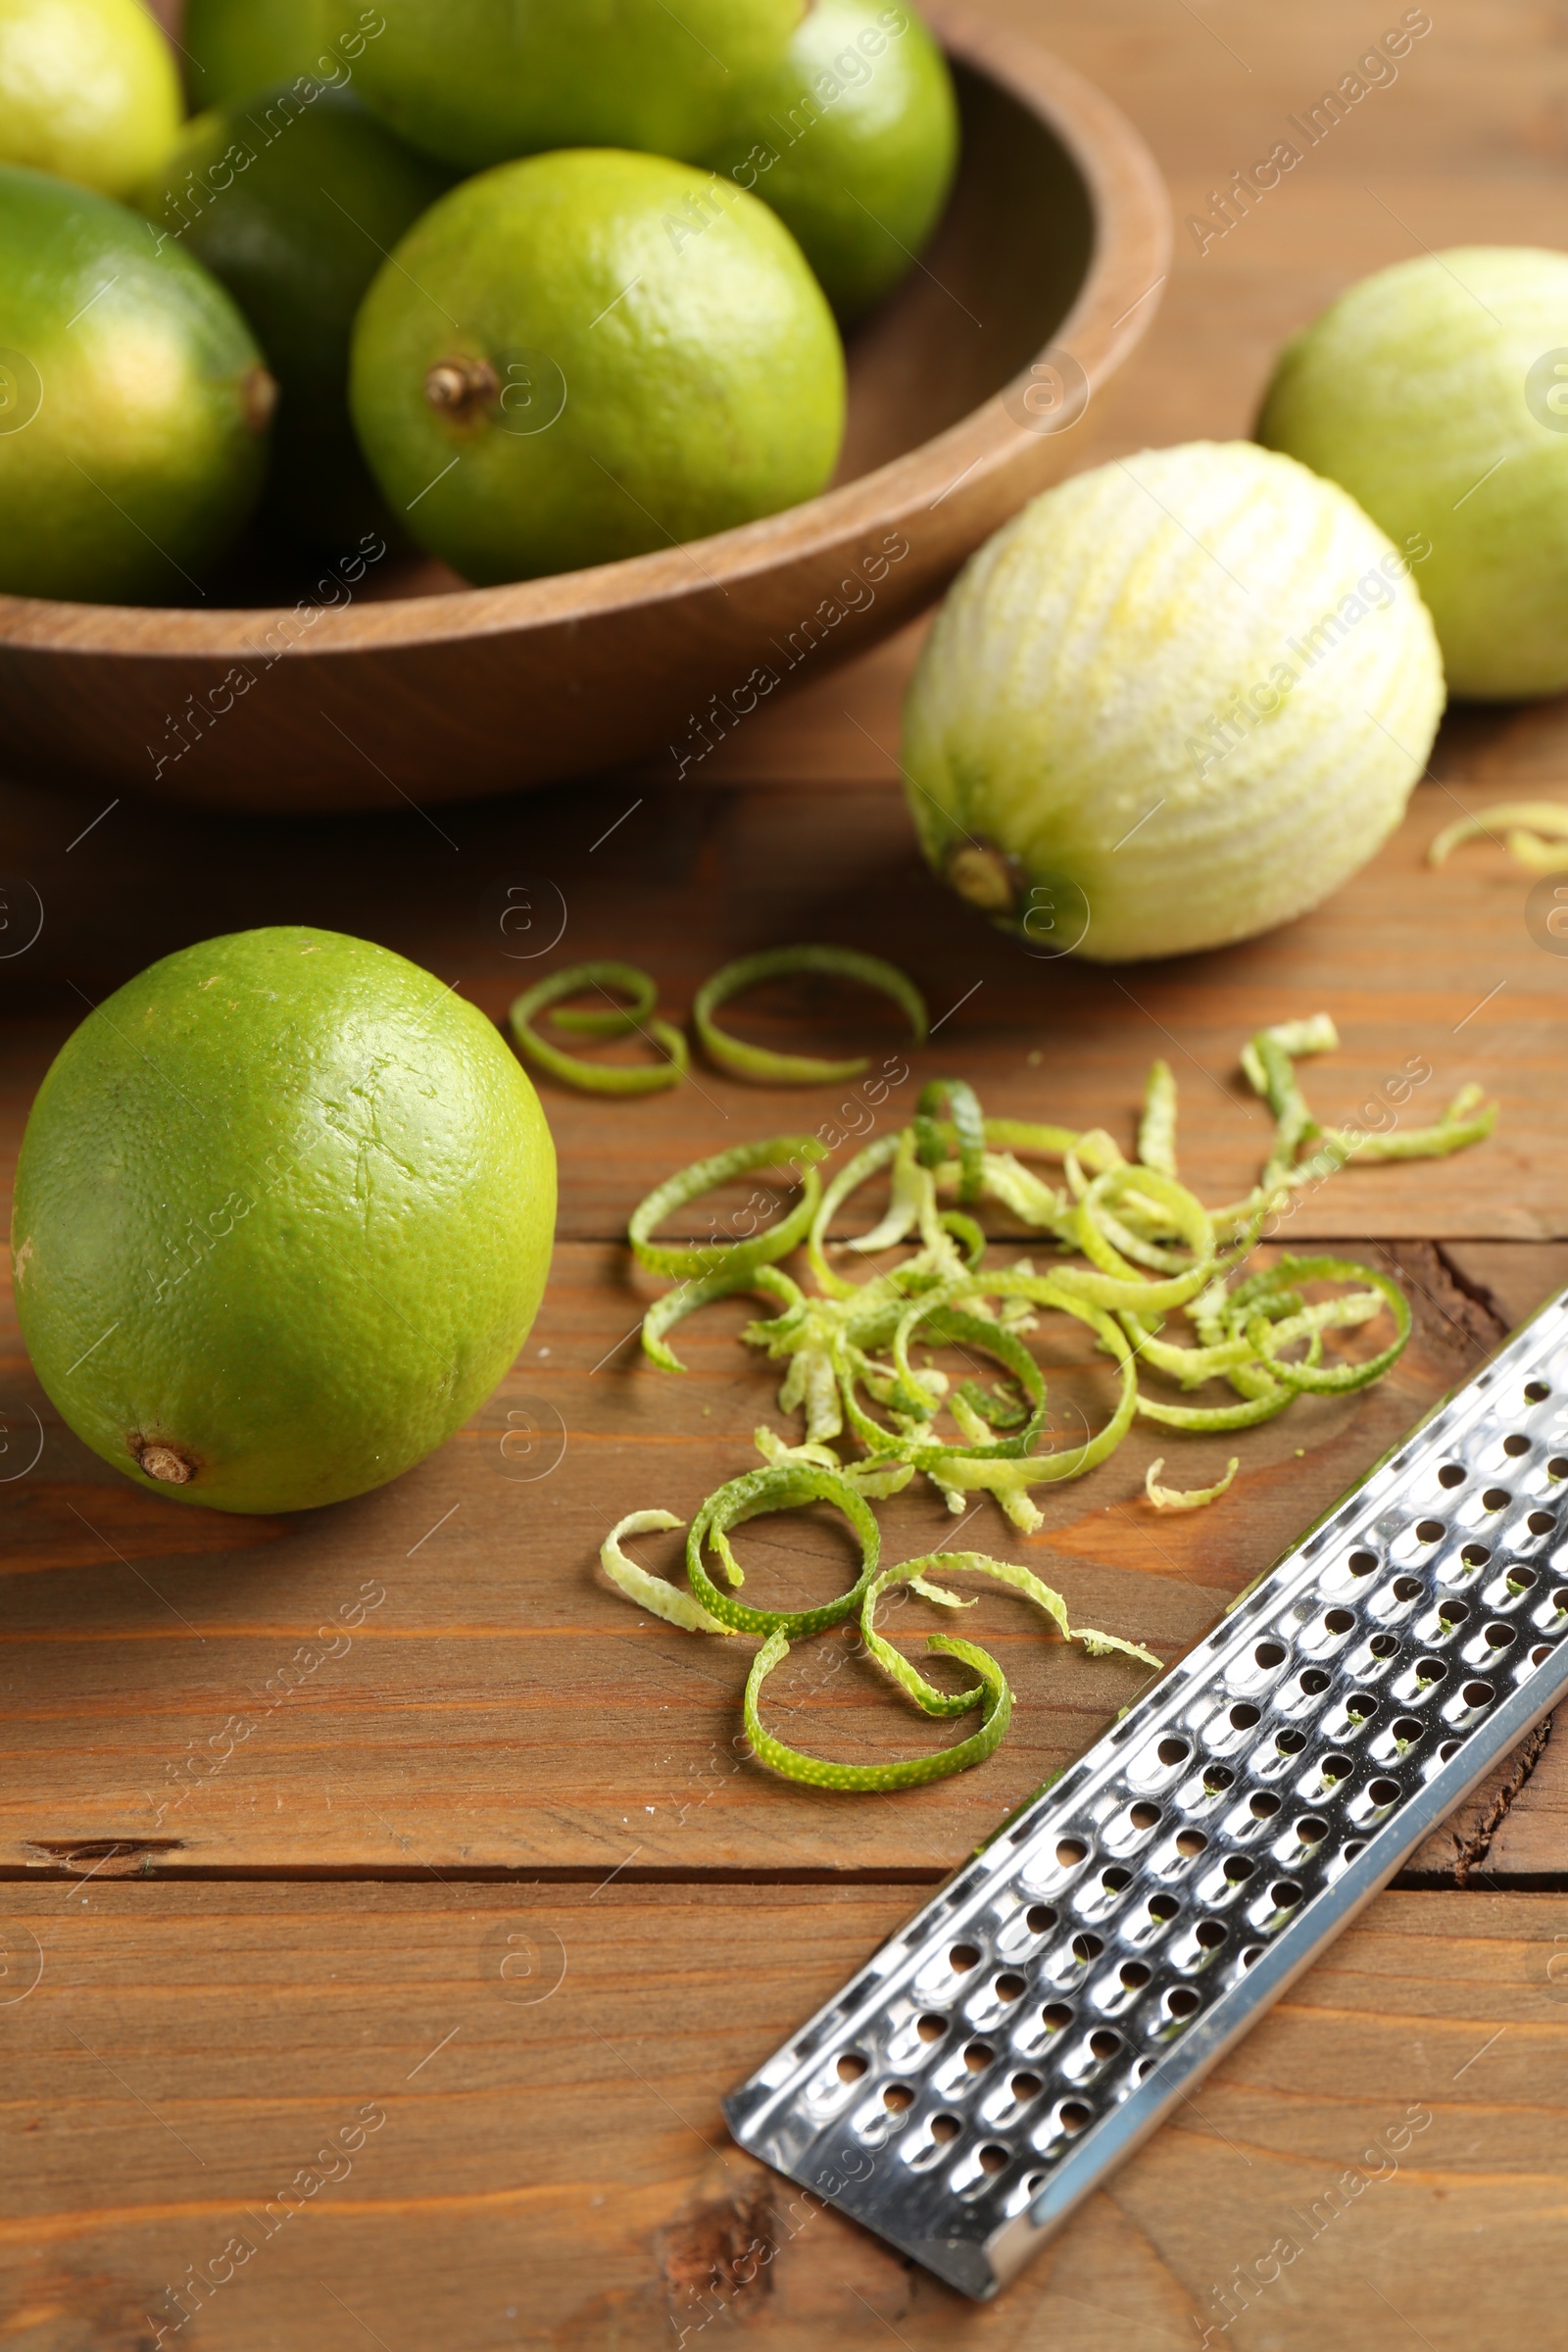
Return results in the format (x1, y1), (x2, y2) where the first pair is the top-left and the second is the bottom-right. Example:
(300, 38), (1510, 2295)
(0, 1883), (1562, 2350)
(0, 1236), (1517, 1875)
(3, 767), (1563, 1240)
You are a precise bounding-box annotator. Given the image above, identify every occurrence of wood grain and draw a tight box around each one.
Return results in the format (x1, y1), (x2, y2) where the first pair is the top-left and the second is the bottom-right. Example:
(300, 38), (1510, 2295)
(0, 1237), (1513, 1875)
(5, 2), (1568, 2340)
(2, 768), (1563, 1238)
(0, 1884), (1562, 2352)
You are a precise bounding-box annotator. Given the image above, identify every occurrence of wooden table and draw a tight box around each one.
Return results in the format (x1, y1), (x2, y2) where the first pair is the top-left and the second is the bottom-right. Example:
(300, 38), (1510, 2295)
(4, 4), (1568, 2345)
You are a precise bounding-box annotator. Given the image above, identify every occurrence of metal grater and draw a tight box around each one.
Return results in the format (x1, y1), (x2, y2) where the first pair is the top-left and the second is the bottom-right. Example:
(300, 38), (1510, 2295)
(724, 1288), (1568, 2301)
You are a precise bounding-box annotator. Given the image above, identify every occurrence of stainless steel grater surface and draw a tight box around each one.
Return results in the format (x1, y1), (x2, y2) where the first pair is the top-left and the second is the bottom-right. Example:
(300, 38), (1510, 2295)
(724, 1288), (1568, 2301)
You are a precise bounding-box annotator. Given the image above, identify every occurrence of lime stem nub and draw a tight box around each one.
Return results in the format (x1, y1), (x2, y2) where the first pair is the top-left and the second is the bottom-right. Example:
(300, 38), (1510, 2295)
(946, 841), (1019, 914)
(242, 366), (278, 434)
(136, 1443), (194, 1486)
(425, 357), (500, 418)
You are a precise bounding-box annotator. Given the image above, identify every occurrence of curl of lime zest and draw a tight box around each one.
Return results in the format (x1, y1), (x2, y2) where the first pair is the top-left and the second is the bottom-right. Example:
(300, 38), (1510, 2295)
(1244, 1254), (1412, 1395)
(685, 1458), (882, 1637)
(601, 1509), (733, 1635)
(751, 1423), (916, 1499)
(1145, 1455), (1240, 1511)
(509, 961), (688, 1096)
(1305, 1084), (1499, 1172)
(1137, 1058), (1178, 1176)
(920, 1293), (1139, 1533)
(692, 945), (928, 1085)
(629, 1133), (827, 1282)
(1429, 801), (1568, 871)
(744, 1626), (1010, 1790)
(841, 1122), (930, 1258)
(1054, 1165), (1218, 1312)
(743, 1549), (1158, 1791)
(915, 1078), (986, 1201)
(641, 1262), (801, 1374)
(807, 1131), (900, 1296)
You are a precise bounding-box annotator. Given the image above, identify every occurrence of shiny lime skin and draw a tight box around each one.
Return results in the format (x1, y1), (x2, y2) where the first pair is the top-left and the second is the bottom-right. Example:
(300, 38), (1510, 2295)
(349, 148), (846, 584)
(135, 87), (449, 545)
(0, 0), (181, 200)
(183, 0), (346, 109)
(12, 928), (558, 1517)
(0, 164), (270, 602)
(351, 0), (804, 169)
(702, 0), (958, 322)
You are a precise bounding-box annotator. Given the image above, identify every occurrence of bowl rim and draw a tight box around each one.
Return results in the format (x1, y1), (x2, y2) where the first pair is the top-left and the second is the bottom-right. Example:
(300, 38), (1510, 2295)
(0, 8), (1170, 661)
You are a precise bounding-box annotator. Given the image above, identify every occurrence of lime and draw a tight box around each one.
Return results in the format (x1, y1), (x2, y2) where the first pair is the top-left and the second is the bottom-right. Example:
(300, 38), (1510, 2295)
(12, 927), (557, 1517)
(136, 86), (449, 546)
(1258, 247), (1568, 699)
(349, 147), (846, 584)
(0, 0), (181, 200)
(702, 0), (958, 322)
(183, 0), (343, 110)
(351, 0), (804, 170)
(0, 164), (272, 602)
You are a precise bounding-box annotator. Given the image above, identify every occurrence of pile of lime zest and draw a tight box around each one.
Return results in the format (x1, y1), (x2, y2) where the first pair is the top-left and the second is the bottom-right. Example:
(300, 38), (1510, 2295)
(606, 1014), (1496, 1789)
(509, 960), (687, 1095)
(692, 944), (929, 1084)
(1430, 799), (1568, 875)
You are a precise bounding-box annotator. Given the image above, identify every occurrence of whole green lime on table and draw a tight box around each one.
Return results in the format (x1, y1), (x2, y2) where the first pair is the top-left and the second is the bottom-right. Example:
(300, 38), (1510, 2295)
(182, 0), (343, 109)
(702, 0), (957, 322)
(0, 0), (181, 200)
(901, 441), (1445, 963)
(351, 0), (804, 170)
(0, 165), (273, 602)
(1258, 247), (1568, 700)
(12, 929), (557, 1516)
(136, 87), (450, 545)
(351, 148), (846, 583)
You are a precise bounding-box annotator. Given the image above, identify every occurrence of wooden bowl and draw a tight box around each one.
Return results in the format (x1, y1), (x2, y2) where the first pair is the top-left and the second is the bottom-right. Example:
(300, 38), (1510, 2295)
(0, 11), (1169, 813)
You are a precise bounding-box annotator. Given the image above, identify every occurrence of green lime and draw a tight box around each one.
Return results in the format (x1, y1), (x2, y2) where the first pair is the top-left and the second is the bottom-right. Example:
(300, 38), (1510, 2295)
(136, 86), (449, 546)
(351, 0), (804, 170)
(0, 0), (181, 201)
(349, 147), (846, 584)
(703, 0), (958, 322)
(183, 0), (344, 110)
(13, 927), (557, 1517)
(0, 164), (272, 602)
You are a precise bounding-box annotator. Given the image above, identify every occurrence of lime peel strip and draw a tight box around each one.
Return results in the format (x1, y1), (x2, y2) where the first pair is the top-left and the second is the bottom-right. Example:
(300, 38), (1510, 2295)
(509, 961), (687, 1096)
(693, 945), (928, 1085)
(601, 1510), (732, 1635)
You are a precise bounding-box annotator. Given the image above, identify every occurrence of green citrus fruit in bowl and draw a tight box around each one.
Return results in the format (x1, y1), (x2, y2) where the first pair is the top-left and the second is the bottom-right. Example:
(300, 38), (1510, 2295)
(0, 164), (273, 602)
(701, 0), (958, 323)
(349, 147), (846, 584)
(1257, 246), (1568, 700)
(135, 86), (450, 547)
(350, 0), (805, 170)
(12, 928), (557, 1516)
(0, 0), (181, 201)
